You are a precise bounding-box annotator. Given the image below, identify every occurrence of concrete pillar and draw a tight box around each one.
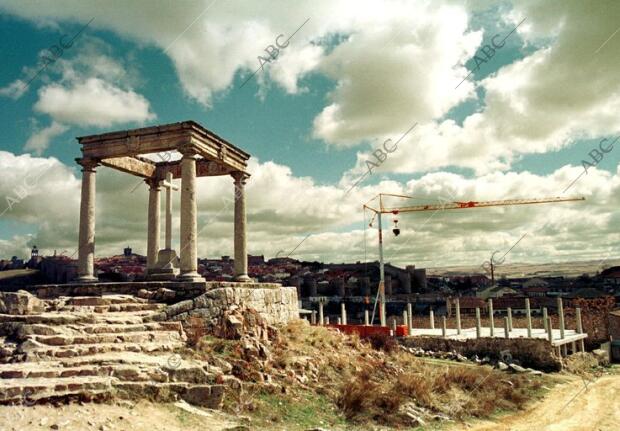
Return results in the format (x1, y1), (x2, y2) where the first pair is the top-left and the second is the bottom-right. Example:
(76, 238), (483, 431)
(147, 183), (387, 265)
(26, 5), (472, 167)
(441, 316), (447, 338)
(547, 317), (553, 343)
(146, 179), (161, 271)
(407, 303), (413, 332)
(341, 303), (347, 325)
(178, 151), (204, 282)
(318, 301), (324, 326)
(364, 309), (370, 326)
(525, 298), (532, 337)
(504, 317), (510, 338)
(576, 307), (585, 352)
(507, 307), (513, 331)
(557, 297), (565, 340)
(455, 298), (462, 335)
(475, 307), (481, 339)
(429, 309), (435, 329)
(402, 310), (408, 329)
(310, 310), (317, 325)
(488, 299), (494, 337)
(232, 172), (250, 282)
(543, 307), (549, 332)
(76, 159), (98, 282)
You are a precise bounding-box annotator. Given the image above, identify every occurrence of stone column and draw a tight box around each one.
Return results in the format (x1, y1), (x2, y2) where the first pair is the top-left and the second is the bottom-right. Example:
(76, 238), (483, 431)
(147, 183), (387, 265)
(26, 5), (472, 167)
(76, 159), (98, 282)
(232, 172), (250, 282)
(475, 307), (481, 338)
(178, 150), (204, 282)
(543, 307), (549, 332)
(402, 310), (408, 329)
(364, 309), (370, 326)
(504, 317), (510, 338)
(318, 300), (324, 326)
(146, 179), (161, 271)
(507, 307), (513, 331)
(340, 303), (347, 325)
(430, 309), (435, 329)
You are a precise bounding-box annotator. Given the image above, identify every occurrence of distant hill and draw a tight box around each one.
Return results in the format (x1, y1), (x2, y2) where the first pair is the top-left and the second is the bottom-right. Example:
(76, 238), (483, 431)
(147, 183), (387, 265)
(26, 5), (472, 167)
(426, 258), (620, 278)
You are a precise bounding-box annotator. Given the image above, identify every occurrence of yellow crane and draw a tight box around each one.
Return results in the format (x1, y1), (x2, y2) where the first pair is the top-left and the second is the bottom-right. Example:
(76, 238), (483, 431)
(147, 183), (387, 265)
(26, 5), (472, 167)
(363, 193), (586, 326)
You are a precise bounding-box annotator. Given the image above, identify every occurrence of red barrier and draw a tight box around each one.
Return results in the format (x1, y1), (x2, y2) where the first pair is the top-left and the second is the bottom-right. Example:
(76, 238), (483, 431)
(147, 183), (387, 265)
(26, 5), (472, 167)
(325, 324), (409, 337)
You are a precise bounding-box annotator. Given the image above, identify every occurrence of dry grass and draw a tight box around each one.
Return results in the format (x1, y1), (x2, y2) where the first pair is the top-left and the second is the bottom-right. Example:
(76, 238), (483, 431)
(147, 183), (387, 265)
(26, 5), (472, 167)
(189, 319), (548, 429)
(337, 349), (540, 425)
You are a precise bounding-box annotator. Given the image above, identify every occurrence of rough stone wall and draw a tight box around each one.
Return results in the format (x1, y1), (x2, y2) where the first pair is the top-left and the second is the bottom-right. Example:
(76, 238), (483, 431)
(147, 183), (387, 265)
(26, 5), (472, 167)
(400, 336), (561, 371)
(156, 286), (299, 327)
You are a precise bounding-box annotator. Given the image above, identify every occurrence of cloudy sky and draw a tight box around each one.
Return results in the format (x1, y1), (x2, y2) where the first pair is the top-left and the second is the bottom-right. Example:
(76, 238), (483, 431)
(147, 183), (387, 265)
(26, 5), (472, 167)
(0, 0), (619, 269)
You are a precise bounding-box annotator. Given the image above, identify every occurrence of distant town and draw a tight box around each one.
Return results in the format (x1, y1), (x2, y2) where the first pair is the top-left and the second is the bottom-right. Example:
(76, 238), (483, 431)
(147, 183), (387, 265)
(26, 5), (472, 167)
(2, 246), (619, 325)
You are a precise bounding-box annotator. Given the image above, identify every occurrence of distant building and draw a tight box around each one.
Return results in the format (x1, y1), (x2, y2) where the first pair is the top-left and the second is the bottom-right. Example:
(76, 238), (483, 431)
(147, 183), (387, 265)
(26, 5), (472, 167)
(123, 247), (132, 257)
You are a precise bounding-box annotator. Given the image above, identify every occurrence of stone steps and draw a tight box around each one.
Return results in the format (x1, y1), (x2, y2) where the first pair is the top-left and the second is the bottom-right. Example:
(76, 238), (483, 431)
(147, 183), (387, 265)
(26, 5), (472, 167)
(18, 340), (183, 359)
(30, 330), (184, 346)
(59, 303), (163, 313)
(0, 293), (226, 409)
(0, 360), (213, 384)
(15, 321), (182, 337)
(64, 295), (149, 306)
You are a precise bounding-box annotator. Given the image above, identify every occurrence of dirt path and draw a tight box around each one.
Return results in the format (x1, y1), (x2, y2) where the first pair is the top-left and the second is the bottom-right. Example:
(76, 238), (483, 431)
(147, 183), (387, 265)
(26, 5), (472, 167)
(0, 400), (241, 431)
(458, 374), (620, 431)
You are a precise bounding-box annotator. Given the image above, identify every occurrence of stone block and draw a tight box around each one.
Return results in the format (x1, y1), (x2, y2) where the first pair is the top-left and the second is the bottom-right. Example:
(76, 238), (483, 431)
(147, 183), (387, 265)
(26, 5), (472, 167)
(0, 291), (44, 315)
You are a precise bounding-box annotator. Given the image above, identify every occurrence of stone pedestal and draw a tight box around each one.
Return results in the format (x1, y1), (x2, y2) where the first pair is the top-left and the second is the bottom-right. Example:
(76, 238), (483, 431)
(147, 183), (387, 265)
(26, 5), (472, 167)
(149, 248), (180, 280)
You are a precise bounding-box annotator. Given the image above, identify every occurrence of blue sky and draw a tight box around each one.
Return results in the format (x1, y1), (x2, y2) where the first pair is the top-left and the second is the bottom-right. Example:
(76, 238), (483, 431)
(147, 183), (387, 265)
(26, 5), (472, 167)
(0, 0), (619, 268)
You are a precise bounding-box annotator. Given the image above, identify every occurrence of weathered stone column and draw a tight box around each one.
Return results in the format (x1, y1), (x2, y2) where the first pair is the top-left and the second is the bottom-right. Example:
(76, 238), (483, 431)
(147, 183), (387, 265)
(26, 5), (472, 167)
(232, 172), (250, 282)
(76, 159), (98, 282)
(178, 150), (204, 282)
(475, 307), (481, 338)
(430, 309), (435, 329)
(146, 179), (161, 271)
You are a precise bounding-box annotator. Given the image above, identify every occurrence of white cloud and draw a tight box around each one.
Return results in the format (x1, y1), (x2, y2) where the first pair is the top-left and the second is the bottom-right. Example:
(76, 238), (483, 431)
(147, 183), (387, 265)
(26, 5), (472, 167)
(0, 78), (28, 99)
(23, 121), (69, 155)
(1, 150), (619, 269)
(34, 78), (155, 127)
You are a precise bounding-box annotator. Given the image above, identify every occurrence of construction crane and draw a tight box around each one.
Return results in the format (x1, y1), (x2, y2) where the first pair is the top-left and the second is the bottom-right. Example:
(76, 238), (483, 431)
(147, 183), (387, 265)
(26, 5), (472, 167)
(363, 193), (586, 326)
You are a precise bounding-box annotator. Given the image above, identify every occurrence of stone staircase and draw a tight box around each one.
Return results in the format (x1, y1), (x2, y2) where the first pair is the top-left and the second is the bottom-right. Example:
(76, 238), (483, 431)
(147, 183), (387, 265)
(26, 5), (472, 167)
(0, 294), (224, 408)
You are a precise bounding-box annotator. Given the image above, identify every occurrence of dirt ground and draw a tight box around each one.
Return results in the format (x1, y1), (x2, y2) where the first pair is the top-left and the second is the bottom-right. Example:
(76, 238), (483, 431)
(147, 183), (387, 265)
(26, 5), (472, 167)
(456, 373), (620, 431)
(0, 374), (619, 430)
(0, 400), (241, 431)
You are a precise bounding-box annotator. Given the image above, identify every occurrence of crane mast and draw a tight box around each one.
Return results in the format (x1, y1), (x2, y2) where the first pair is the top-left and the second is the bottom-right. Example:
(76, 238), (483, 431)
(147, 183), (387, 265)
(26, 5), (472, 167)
(363, 193), (586, 327)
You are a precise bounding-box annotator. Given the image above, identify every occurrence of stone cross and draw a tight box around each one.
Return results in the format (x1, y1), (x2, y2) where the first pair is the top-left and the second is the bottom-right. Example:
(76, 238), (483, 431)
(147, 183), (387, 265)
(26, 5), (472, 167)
(160, 172), (179, 250)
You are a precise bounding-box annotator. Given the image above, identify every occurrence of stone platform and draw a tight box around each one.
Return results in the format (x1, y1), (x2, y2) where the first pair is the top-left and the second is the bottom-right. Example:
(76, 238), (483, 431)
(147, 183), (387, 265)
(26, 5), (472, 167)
(27, 280), (282, 302)
(24, 280), (299, 328)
